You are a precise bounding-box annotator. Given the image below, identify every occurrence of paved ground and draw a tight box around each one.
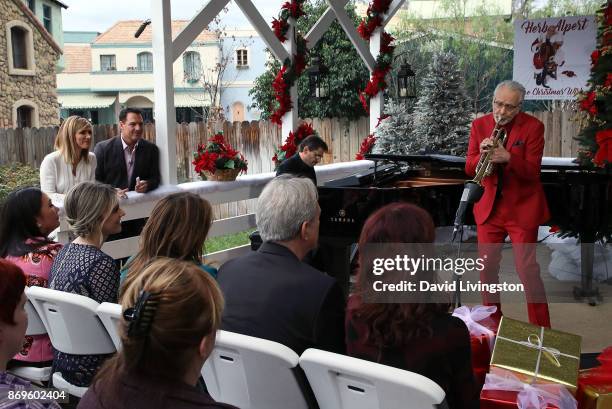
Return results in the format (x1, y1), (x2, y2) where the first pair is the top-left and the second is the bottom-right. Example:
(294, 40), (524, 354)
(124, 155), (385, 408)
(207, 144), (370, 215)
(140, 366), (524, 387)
(479, 244), (612, 353)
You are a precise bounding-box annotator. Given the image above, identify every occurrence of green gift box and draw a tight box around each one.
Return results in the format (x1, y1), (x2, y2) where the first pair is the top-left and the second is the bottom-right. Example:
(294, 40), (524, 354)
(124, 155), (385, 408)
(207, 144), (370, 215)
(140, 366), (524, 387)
(490, 317), (581, 391)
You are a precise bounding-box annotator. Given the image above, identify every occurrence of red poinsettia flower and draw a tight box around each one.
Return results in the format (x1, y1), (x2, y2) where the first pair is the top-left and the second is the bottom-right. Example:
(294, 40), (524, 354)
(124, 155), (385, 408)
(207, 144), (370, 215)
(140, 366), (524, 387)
(579, 91), (598, 116)
(272, 123), (317, 167)
(356, 134), (377, 160)
(193, 133), (247, 176)
(591, 50), (600, 66)
(605, 73), (612, 88)
(593, 129), (612, 167)
(272, 18), (289, 42)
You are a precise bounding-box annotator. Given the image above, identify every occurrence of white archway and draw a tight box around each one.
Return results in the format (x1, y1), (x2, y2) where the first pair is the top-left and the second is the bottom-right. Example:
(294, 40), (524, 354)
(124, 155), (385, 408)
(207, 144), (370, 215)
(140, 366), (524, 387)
(151, 0), (405, 185)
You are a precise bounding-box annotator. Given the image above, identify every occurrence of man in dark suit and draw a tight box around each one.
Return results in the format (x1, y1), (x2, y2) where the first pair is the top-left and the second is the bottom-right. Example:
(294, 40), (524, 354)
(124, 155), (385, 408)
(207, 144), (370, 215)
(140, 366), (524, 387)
(465, 80), (550, 327)
(94, 108), (160, 193)
(276, 135), (328, 186)
(217, 175), (345, 355)
(94, 108), (160, 242)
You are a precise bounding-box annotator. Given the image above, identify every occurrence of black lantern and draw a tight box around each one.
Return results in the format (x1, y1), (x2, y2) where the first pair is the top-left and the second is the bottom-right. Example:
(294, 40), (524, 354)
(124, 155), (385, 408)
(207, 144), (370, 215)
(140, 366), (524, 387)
(397, 61), (416, 99)
(307, 56), (329, 99)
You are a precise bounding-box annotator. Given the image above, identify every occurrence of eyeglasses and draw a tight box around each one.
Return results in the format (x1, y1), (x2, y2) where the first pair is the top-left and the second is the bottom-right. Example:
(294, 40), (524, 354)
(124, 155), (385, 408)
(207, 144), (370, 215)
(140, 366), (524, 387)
(493, 100), (520, 111)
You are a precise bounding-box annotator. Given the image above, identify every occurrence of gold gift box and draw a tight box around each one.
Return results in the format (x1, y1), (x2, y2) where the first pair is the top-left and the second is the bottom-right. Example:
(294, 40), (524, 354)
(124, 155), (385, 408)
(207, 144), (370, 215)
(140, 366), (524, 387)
(490, 317), (581, 391)
(581, 384), (612, 409)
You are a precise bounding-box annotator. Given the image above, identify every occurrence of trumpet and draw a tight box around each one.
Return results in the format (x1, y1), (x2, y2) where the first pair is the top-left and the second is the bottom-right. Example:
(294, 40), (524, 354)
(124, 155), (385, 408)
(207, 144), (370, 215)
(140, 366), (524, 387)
(452, 121), (507, 238)
(472, 122), (508, 185)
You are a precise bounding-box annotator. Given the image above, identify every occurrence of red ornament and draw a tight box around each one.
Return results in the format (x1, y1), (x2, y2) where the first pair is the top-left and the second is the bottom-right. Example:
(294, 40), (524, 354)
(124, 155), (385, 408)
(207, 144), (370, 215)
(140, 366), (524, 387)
(593, 129), (612, 167)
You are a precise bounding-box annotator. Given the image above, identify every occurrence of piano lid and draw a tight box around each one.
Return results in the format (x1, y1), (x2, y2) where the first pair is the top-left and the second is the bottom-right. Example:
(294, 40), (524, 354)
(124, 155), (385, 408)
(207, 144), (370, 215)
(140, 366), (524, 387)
(364, 154), (607, 172)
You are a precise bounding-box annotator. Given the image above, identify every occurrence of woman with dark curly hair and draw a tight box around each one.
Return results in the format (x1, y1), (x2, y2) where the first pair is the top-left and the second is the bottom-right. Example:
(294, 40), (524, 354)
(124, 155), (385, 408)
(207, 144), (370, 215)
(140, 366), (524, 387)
(345, 202), (479, 409)
(0, 187), (62, 367)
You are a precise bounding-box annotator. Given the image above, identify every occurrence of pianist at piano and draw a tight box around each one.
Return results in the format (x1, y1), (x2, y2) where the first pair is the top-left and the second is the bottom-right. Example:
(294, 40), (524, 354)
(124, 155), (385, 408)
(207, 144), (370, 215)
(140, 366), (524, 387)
(465, 80), (551, 327)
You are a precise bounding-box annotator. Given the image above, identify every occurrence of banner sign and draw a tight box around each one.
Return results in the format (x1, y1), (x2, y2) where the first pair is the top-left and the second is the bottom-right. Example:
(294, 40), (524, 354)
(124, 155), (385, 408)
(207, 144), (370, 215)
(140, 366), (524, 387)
(513, 16), (596, 100)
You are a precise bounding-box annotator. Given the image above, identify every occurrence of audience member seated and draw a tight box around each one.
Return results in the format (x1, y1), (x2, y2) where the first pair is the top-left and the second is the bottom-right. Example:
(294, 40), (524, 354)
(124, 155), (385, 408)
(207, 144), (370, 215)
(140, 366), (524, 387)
(40, 116), (96, 201)
(78, 258), (238, 409)
(120, 192), (216, 288)
(345, 203), (479, 409)
(0, 188), (62, 368)
(217, 175), (345, 355)
(48, 182), (124, 387)
(0, 259), (61, 408)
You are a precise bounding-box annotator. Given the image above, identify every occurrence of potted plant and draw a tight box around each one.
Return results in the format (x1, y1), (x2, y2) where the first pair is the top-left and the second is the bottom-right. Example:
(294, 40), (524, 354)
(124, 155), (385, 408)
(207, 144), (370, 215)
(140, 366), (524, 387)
(193, 132), (248, 181)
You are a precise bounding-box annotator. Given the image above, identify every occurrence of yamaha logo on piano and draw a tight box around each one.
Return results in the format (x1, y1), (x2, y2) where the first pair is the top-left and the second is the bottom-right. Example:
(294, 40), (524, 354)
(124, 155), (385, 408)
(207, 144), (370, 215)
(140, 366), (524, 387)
(330, 209), (355, 223)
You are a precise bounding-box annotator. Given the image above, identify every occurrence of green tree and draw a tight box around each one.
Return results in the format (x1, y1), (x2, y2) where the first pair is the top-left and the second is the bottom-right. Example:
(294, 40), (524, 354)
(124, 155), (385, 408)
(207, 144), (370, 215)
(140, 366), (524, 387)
(249, 0), (369, 120)
(392, 0), (601, 113)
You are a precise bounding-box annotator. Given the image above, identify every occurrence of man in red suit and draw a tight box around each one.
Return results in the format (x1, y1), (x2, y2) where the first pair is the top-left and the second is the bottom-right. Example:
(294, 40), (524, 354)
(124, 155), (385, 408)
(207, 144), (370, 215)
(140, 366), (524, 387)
(465, 80), (551, 327)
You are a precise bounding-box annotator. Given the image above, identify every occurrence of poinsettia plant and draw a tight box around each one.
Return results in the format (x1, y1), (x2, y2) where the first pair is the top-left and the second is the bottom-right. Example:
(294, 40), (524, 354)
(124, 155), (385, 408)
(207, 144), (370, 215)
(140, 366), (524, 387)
(193, 132), (248, 177)
(272, 122), (317, 168)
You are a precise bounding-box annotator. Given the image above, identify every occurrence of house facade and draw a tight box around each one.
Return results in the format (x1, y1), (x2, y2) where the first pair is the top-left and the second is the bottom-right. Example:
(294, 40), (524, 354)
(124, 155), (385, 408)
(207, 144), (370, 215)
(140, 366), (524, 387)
(219, 29), (266, 122)
(21, 0), (66, 70)
(0, 0), (61, 128)
(57, 21), (266, 125)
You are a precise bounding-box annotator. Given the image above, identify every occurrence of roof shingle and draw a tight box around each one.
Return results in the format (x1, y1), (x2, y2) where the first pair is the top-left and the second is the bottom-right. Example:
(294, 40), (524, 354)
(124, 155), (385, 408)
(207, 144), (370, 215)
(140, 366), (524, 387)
(94, 20), (218, 44)
(63, 45), (92, 73)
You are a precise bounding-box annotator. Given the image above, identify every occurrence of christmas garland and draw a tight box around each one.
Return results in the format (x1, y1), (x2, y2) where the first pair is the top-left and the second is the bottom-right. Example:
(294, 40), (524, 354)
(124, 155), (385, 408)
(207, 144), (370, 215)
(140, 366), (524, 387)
(357, 0), (395, 114)
(272, 122), (317, 169)
(270, 0), (308, 125)
(355, 0), (395, 159)
(575, 1), (611, 168)
(355, 114), (390, 159)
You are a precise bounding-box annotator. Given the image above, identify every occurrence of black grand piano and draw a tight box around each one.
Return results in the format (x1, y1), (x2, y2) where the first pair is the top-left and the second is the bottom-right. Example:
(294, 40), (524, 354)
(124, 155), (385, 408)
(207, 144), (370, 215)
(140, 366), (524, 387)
(315, 154), (611, 304)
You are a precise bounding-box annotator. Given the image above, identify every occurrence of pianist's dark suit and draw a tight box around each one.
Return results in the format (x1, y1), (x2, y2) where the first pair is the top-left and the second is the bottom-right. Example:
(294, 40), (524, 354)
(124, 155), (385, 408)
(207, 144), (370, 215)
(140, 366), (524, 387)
(217, 241), (346, 355)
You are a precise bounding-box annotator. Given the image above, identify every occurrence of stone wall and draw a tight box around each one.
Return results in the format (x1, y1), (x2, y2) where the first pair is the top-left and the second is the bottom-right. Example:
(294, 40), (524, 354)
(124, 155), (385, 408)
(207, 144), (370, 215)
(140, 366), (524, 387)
(0, 0), (60, 128)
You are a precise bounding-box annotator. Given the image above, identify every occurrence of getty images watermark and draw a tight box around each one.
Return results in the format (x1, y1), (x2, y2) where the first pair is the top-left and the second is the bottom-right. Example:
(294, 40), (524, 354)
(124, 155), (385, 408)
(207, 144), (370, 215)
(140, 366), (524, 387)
(357, 243), (583, 304)
(370, 253), (524, 294)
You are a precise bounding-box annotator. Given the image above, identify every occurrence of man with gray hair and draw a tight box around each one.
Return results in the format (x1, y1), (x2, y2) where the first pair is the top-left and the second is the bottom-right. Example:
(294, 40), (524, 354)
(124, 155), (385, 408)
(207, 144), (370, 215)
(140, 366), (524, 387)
(465, 80), (551, 327)
(217, 175), (345, 355)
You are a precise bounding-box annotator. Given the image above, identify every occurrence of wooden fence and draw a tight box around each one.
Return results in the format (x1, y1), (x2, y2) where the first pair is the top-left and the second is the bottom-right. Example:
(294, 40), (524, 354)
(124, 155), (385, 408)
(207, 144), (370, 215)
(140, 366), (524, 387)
(0, 111), (581, 180)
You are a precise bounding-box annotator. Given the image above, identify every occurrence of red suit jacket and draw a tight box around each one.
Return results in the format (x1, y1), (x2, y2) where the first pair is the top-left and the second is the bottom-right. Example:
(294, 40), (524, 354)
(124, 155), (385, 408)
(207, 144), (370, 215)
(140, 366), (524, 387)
(465, 112), (550, 229)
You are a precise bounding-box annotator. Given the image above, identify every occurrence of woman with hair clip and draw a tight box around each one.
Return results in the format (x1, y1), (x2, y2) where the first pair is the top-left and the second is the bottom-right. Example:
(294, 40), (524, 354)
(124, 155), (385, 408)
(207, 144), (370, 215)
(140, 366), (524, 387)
(40, 116), (97, 200)
(0, 187), (61, 367)
(48, 181), (125, 387)
(120, 192), (216, 287)
(78, 258), (237, 409)
(346, 202), (479, 409)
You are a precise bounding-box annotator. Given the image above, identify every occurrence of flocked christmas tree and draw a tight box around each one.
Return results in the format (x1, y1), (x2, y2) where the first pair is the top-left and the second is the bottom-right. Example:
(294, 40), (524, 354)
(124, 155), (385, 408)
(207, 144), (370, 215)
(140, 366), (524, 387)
(575, 1), (611, 168)
(411, 51), (471, 155)
(371, 100), (415, 155)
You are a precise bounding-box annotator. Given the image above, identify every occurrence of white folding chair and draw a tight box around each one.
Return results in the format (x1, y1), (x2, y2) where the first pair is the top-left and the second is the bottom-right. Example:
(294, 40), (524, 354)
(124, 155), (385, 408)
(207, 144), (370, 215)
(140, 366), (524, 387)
(202, 330), (313, 409)
(299, 349), (448, 409)
(25, 286), (116, 398)
(96, 302), (123, 350)
(8, 298), (52, 384)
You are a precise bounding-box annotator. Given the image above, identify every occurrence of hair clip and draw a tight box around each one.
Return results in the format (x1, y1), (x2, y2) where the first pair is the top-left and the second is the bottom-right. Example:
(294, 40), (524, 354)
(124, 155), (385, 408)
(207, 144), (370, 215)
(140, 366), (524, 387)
(123, 290), (159, 338)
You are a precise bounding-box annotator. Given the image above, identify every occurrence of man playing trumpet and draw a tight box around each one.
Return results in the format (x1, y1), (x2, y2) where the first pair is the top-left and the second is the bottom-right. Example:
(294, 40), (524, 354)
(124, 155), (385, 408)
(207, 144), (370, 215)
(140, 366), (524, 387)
(465, 80), (551, 327)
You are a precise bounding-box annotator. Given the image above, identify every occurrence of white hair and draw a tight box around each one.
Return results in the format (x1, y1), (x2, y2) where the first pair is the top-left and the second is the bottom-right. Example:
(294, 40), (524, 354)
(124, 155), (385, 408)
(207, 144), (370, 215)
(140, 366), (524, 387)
(494, 80), (526, 103)
(256, 175), (318, 242)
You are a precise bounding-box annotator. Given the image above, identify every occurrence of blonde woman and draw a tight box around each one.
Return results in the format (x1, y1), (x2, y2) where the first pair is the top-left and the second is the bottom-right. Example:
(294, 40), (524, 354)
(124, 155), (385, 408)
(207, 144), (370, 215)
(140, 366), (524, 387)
(40, 116), (96, 200)
(79, 259), (237, 409)
(48, 181), (125, 387)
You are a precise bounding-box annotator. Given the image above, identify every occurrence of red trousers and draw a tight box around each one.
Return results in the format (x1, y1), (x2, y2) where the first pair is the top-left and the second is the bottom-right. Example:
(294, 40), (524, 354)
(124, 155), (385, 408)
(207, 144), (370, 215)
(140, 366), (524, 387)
(476, 200), (551, 328)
